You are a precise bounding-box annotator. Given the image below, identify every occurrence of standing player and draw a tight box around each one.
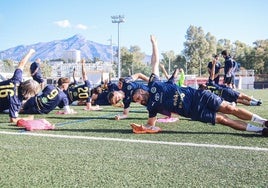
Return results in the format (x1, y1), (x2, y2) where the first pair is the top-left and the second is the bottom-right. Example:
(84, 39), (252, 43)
(222, 50), (234, 88)
(177, 68), (185, 87)
(207, 54), (222, 84)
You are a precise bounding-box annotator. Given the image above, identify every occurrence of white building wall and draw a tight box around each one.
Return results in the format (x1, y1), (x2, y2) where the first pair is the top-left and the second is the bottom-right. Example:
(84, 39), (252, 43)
(63, 50), (81, 63)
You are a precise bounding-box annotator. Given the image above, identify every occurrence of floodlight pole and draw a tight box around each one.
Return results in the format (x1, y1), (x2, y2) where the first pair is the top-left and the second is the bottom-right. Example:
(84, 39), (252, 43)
(111, 15), (125, 78)
(108, 36), (113, 64)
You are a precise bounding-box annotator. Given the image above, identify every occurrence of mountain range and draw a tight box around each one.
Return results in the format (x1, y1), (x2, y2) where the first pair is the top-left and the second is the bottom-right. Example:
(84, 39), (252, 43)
(0, 34), (117, 62)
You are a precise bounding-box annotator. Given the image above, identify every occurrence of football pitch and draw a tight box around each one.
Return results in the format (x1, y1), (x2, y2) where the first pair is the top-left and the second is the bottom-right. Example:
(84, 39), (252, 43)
(0, 89), (267, 187)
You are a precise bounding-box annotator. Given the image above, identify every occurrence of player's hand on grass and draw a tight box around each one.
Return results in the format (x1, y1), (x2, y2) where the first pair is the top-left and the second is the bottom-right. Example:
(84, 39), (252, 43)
(56, 109), (77, 115)
(115, 115), (120, 120)
(84, 105), (102, 111)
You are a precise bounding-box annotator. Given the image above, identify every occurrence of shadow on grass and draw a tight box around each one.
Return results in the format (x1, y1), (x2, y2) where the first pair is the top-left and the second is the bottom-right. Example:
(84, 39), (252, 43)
(95, 109), (122, 113)
(0, 126), (22, 130)
(90, 109), (147, 114)
(119, 117), (147, 120)
(130, 110), (148, 114)
(54, 128), (132, 134)
(47, 116), (147, 121)
(47, 116), (112, 120)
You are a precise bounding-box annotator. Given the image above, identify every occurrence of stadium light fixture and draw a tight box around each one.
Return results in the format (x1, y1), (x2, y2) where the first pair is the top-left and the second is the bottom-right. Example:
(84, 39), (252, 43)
(111, 15), (125, 78)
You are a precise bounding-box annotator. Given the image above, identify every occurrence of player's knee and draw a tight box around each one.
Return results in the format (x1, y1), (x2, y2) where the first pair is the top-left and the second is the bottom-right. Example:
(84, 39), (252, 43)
(224, 104), (237, 113)
(216, 113), (229, 124)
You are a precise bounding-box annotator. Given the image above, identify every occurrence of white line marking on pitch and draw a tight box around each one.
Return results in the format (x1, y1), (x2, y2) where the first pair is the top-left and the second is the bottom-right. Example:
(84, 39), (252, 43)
(0, 131), (267, 152)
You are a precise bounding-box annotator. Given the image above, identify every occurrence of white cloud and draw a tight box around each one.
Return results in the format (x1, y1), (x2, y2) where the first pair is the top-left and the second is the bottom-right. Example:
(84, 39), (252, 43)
(54, 19), (71, 28)
(54, 20), (89, 30)
(75, 24), (88, 30)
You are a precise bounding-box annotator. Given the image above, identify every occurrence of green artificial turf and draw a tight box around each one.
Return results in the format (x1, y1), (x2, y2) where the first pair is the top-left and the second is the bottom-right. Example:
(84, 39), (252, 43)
(0, 89), (267, 187)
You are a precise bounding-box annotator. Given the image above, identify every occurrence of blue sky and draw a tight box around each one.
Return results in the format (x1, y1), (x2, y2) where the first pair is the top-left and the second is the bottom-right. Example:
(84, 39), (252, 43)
(0, 0), (267, 55)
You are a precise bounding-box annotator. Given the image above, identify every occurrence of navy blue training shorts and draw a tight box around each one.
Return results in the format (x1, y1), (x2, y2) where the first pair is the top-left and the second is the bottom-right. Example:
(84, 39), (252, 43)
(190, 90), (223, 125)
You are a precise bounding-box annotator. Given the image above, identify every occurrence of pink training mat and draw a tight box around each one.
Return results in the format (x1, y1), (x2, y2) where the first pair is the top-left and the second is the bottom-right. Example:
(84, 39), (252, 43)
(17, 119), (55, 131)
(157, 117), (179, 123)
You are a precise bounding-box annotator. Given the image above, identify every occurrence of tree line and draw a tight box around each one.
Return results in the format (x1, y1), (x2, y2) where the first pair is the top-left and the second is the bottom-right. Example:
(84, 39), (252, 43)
(119, 25), (268, 78)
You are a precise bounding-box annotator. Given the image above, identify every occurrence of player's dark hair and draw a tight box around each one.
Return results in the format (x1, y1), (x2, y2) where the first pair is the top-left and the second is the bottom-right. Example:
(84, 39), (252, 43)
(57, 77), (70, 86)
(221, 50), (228, 56)
(107, 91), (115, 104)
